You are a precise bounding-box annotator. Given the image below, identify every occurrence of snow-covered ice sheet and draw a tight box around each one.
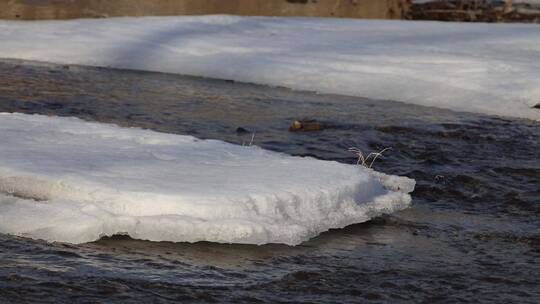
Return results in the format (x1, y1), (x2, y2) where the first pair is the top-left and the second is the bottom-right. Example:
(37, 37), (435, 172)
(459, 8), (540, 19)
(0, 113), (414, 245)
(0, 16), (539, 121)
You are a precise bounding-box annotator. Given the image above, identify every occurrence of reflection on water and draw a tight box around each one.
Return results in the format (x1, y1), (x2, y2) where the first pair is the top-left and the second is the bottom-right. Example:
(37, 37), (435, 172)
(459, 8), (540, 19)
(0, 59), (539, 303)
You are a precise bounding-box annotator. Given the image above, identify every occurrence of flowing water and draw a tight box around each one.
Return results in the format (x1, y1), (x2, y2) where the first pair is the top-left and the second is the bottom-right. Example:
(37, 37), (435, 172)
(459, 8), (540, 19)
(0, 59), (538, 303)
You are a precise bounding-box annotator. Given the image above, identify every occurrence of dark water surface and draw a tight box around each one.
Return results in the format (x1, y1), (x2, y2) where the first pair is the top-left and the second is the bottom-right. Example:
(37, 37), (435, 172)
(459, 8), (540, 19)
(0, 59), (538, 303)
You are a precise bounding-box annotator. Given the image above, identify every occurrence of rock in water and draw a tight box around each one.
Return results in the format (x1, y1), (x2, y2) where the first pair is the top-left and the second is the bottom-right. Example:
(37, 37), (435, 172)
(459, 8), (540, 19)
(289, 119), (324, 132)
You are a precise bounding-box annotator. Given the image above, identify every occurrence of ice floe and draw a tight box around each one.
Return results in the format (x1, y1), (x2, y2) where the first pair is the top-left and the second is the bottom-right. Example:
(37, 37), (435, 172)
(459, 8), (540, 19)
(0, 113), (414, 245)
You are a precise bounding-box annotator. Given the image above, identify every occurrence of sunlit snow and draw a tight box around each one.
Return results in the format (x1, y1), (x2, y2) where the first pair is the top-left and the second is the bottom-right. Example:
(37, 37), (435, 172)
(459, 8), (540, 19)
(0, 113), (414, 245)
(0, 16), (538, 120)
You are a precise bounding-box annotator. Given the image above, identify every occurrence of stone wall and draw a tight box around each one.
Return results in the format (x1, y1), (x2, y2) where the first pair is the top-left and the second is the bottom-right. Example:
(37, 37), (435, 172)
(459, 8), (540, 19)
(0, 0), (410, 20)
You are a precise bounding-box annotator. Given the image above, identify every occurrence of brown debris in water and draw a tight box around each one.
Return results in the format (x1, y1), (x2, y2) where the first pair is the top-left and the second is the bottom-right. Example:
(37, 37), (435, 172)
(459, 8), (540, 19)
(288, 119), (324, 132)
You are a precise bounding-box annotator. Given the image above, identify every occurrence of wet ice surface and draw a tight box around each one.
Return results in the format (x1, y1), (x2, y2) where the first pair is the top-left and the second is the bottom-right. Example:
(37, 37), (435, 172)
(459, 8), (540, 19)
(0, 59), (539, 303)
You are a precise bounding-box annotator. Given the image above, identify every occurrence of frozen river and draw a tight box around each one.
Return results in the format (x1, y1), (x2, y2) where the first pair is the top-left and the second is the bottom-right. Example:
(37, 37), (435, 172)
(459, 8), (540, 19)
(0, 60), (538, 303)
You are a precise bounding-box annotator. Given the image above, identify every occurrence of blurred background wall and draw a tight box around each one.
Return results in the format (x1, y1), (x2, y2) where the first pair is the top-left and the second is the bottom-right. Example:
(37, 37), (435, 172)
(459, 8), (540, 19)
(0, 0), (411, 20)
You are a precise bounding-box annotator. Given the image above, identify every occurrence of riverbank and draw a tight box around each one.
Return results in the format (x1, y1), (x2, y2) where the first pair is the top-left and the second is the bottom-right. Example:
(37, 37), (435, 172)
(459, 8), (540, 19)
(411, 0), (540, 23)
(0, 0), (409, 20)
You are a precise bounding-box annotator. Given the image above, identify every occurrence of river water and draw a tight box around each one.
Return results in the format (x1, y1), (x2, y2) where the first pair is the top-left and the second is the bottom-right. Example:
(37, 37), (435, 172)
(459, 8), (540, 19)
(0, 59), (538, 303)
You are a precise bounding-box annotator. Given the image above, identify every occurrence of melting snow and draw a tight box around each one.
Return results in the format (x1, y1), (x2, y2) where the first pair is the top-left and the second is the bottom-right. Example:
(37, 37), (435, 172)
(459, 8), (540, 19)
(0, 113), (414, 245)
(0, 16), (538, 120)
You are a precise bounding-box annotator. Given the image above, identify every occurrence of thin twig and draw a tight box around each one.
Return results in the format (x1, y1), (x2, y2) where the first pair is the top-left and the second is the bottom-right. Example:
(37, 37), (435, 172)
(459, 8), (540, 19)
(348, 146), (391, 168)
(248, 132), (256, 146)
(242, 132), (256, 146)
(366, 148), (391, 168)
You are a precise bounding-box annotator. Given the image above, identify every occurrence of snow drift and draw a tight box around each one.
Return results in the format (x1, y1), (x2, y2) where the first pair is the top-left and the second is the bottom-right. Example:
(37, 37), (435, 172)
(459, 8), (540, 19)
(0, 113), (414, 245)
(0, 16), (539, 121)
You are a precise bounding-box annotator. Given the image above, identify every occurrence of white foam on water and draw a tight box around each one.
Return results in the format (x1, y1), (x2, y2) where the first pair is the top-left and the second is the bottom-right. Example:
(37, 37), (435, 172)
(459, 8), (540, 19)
(0, 113), (414, 245)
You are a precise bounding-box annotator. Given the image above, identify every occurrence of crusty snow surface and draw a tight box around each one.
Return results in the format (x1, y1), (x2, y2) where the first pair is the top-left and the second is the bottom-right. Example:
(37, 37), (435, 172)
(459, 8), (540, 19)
(0, 113), (414, 245)
(0, 16), (538, 120)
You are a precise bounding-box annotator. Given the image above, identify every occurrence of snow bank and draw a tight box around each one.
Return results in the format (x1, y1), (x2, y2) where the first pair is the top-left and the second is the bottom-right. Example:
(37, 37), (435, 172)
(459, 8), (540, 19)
(0, 16), (539, 121)
(0, 113), (414, 245)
